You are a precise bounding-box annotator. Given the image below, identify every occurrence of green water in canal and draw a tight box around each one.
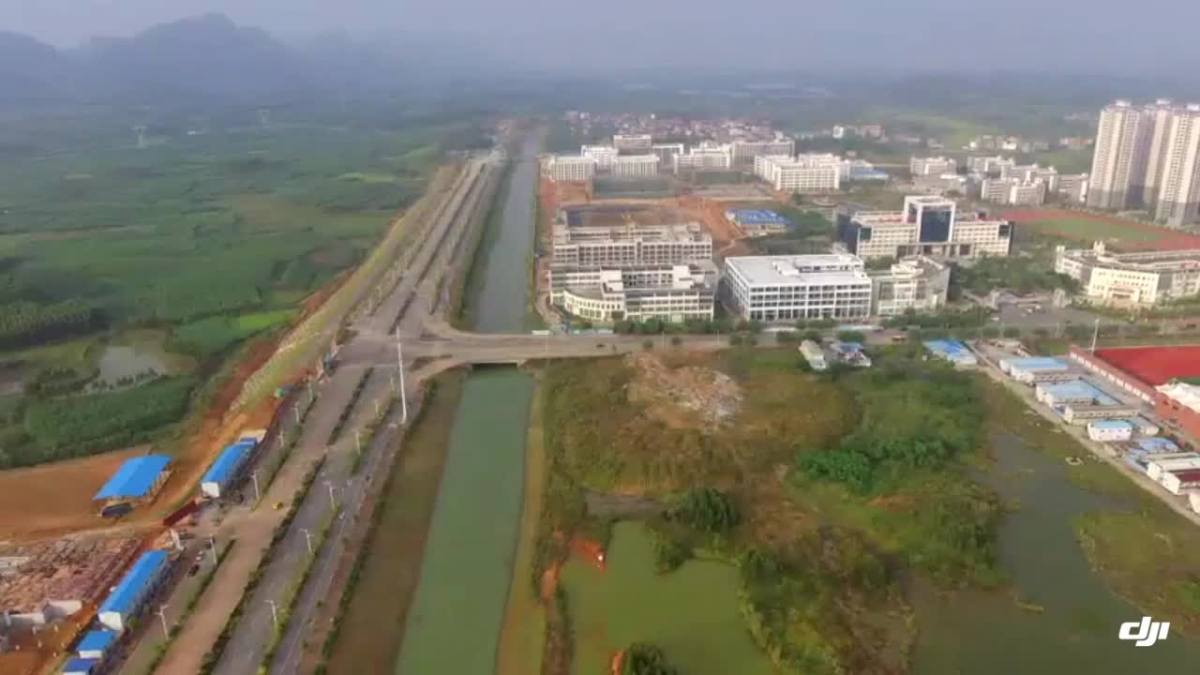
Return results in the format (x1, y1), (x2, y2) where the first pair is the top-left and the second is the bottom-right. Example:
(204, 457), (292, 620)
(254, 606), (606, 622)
(912, 432), (1200, 673)
(394, 134), (540, 674)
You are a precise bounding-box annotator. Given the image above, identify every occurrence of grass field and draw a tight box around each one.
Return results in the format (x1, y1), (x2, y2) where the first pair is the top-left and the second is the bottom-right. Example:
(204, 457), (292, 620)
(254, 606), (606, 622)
(563, 522), (775, 675)
(1002, 208), (1200, 251)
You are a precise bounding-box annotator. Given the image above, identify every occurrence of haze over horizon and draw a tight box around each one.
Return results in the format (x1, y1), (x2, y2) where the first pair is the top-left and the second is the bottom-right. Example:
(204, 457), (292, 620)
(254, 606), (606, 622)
(5, 0), (1200, 78)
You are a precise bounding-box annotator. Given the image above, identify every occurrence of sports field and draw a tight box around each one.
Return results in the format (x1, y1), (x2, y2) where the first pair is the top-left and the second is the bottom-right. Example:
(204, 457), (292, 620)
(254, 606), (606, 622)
(1001, 208), (1200, 251)
(1093, 344), (1200, 386)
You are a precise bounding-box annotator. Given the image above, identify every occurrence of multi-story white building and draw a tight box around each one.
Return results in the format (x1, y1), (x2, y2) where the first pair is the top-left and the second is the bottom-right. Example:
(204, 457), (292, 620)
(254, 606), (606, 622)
(544, 155), (596, 182)
(837, 196), (1013, 260)
(753, 154), (841, 192)
(723, 254), (872, 322)
(610, 154), (660, 178)
(1135, 99), (1178, 208)
(980, 177), (1047, 206)
(1001, 164), (1059, 192)
(967, 155), (1016, 176)
(910, 156), (958, 177)
(1057, 173), (1090, 203)
(673, 143), (733, 172)
(730, 138), (795, 165)
(1054, 242), (1200, 306)
(581, 145), (619, 170)
(1088, 100), (1144, 210)
(613, 134), (653, 153)
(552, 222), (713, 267)
(650, 143), (685, 168)
(549, 262), (717, 323)
(867, 256), (951, 316)
(1154, 104), (1200, 228)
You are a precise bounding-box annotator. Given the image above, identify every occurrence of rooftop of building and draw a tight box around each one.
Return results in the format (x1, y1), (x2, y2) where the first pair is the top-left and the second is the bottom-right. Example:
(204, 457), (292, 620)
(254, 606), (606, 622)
(93, 455), (171, 501)
(1040, 379), (1120, 406)
(1002, 356), (1071, 371)
(1058, 243), (1200, 271)
(201, 439), (254, 487)
(1158, 381), (1200, 413)
(554, 222), (710, 245)
(77, 630), (117, 654)
(924, 339), (974, 359)
(1088, 419), (1133, 430)
(726, 209), (791, 226)
(724, 254), (868, 286)
(98, 549), (168, 616)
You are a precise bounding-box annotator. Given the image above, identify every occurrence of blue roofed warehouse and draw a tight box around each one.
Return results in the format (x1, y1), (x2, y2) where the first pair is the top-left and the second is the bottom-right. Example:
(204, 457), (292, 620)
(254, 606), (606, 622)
(93, 455), (172, 504)
(98, 550), (169, 632)
(200, 439), (255, 499)
(76, 629), (117, 660)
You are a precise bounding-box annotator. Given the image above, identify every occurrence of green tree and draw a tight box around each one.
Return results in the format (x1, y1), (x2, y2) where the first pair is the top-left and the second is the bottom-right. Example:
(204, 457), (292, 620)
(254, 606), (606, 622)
(621, 643), (680, 675)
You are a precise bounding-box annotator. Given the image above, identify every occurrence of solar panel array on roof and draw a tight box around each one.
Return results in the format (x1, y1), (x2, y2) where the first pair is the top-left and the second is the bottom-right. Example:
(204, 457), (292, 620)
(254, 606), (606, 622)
(728, 209), (791, 226)
(93, 455), (171, 501)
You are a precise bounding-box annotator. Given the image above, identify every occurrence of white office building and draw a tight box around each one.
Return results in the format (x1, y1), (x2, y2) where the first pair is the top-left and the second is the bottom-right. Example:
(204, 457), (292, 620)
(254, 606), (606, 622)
(723, 254), (872, 322)
(549, 262), (717, 323)
(1058, 173), (1089, 203)
(613, 134), (653, 153)
(866, 256), (950, 316)
(553, 222), (713, 267)
(611, 154), (660, 178)
(754, 154), (841, 192)
(651, 143), (685, 167)
(730, 138), (795, 165)
(674, 143), (733, 172)
(581, 145), (619, 170)
(838, 196), (1012, 260)
(1054, 242), (1200, 306)
(545, 155), (596, 182)
(967, 155), (1016, 176)
(1154, 104), (1200, 228)
(910, 156), (958, 177)
(980, 177), (1048, 206)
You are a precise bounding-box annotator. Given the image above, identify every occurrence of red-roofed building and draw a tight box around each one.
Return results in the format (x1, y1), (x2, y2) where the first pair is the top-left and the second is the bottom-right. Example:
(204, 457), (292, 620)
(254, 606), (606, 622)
(1069, 344), (1200, 442)
(1162, 468), (1200, 495)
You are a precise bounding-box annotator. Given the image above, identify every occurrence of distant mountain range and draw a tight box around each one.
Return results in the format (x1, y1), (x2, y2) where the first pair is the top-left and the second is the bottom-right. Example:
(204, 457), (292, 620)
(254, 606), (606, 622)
(0, 13), (498, 105)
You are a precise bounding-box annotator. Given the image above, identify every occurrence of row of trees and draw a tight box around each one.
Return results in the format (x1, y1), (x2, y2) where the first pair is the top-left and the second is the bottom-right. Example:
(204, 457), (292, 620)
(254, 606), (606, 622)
(0, 300), (100, 350)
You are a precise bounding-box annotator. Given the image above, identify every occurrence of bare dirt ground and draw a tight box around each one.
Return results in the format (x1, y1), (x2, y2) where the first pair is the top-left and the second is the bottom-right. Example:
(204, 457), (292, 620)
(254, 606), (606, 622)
(626, 352), (741, 431)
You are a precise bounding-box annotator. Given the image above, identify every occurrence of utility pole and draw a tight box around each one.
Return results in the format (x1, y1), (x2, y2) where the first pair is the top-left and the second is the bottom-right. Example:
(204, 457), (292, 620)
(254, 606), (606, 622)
(301, 528), (313, 555)
(267, 599), (279, 625)
(325, 480), (337, 510)
(396, 332), (408, 424)
(354, 430), (362, 456)
(293, 404), (301, 426)
(251, 471), (261, 503)
(156, 604), (170, 639)
(208, 536), (217, 565)
(1090, 318), (1100, 353)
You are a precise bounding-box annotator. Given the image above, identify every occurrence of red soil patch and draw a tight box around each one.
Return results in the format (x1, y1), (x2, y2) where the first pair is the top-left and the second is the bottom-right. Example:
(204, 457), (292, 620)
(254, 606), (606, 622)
(570, 535), (607, 571)
(1001, 208), (1200, 252)
(1093, 344), (1200, 386)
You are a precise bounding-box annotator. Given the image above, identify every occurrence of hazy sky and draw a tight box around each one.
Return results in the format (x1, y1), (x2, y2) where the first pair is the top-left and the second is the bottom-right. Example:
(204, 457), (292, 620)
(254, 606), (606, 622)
(5, 0), (1200, 75)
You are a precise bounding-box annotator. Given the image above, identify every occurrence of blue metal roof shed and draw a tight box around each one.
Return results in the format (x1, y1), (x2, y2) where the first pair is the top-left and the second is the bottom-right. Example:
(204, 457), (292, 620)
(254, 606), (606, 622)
(62, 658), (97, 675)
(77, 630), (116, 658)
(200, 440), (254, 498)
(727, 209), (791, 226)
(93, 455), (172, 501)
(98, 550), (168, 631)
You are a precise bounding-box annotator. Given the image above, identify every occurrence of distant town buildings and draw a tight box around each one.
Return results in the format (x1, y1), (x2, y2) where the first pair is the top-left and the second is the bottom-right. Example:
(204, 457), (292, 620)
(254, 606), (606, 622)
(754, 154), (842, 192)
(980, 177), (1048, 206)
(1088, 99), (1200, 228)
(910, 156), (958, 177)
(723, 254), (872, 322)
(610, 154), (660, 178)
(545, 155), (596, 182)
(730, 138), (796, 166)
(612, 133), (653, 153)
(1054, 242), (1200, 306)
(837, 196), (1013, 260)
(866, 256), (950, 316)
(674, 143), (734, 172)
